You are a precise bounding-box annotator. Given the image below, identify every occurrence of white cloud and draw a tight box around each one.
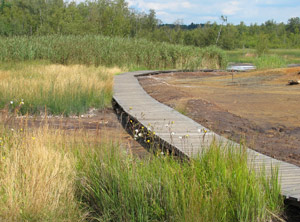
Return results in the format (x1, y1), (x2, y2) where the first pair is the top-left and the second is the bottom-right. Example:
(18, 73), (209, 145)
(221, 1), (241, 16)
(130, 0), (193, 11)
(156, 11), (170, 16)
(74, 0), (300, 25)
(199, 16), (219, 21)
(127, 0), (136, 7)
(128, 0), (194, 23)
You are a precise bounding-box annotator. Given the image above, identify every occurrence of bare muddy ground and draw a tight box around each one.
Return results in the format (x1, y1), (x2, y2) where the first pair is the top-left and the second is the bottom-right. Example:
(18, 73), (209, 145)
(1, 108), (148, 158)
(139, 67), (300, 166)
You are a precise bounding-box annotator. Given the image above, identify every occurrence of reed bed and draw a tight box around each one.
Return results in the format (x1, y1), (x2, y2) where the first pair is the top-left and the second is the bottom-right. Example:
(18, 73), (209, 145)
(0, 35), (206, 70)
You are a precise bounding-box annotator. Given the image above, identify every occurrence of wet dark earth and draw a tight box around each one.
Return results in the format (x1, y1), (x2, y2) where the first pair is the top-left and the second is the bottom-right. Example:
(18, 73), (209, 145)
(2, 108), (148, 158)
(139, 68), (300, 167)
(138, 69), (300, 221)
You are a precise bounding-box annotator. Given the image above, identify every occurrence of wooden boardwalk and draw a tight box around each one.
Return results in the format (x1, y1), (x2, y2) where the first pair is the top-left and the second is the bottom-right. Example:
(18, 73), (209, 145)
(113, 70), (300, 205)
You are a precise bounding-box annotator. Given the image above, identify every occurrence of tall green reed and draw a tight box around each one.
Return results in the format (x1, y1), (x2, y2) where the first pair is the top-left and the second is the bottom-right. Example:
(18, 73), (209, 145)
(0, 35), (226, 69)
(254, 55), (287, 69)
(0, 35), (204, 70)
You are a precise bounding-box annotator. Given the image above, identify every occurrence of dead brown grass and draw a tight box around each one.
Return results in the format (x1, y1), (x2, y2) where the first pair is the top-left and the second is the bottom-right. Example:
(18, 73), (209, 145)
(0, 125), (87, 221)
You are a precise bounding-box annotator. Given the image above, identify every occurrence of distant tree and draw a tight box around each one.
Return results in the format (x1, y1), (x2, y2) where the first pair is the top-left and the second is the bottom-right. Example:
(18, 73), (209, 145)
(236, 21), (248, 48)
(256, 34), (269, 56)
(219, 24), (238, 50)
(146, 9), (157, 32)
(287, 17), (300, 33)
(0, 0), (5, 13)
(1, 0), (300, 49)
(183, 31), (194, 45)
(216, 15), (227, 45)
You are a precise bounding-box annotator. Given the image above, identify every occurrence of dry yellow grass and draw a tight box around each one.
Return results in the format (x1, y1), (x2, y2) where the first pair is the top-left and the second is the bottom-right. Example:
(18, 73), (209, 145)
(0, 126), (78, 221)
(0, 63), (127, 220)
(0, 125), (89, 221)
(0, 63), (120, 96)
(0, 63), (125, 115)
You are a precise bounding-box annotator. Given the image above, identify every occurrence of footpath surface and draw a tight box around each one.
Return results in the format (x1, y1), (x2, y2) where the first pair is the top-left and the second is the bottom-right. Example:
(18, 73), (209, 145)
(113, 70), (300, 205)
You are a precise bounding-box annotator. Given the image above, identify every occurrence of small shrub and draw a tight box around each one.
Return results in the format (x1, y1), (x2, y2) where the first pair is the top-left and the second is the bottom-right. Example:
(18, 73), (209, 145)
(254, 55), (287, 69)
(256, 34), (269, 56)
(201, 46), (228, 69)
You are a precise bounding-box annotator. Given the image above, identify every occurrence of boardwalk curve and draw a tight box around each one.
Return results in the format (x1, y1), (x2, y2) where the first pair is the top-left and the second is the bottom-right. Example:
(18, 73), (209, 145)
(113, 70), (300, 206)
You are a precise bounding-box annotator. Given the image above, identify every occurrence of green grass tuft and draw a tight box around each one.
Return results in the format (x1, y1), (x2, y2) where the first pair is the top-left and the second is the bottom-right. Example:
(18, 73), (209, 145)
(254, 55), (287, 69)
(76, 142), (283, 222)
(0, 123), (284, 221)
(227, 48), (300, 67)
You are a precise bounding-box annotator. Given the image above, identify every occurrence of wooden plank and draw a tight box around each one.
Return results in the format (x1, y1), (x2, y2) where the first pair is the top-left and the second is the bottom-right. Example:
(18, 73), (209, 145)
(113, 70), (300, 205)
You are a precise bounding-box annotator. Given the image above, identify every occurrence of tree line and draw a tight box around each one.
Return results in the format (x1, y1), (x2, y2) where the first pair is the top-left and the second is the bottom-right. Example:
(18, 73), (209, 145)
(0, 0), (157, 37)
(1, 0), (300, 49)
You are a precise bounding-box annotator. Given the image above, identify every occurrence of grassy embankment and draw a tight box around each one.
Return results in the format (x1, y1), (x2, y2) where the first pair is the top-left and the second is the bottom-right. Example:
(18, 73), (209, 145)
(0, 36), (284, 221)
(227, 48), (300, 69)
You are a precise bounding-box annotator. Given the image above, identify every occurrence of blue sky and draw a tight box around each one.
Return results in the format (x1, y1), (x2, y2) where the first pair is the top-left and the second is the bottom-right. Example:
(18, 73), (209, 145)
(126, 0), (300, 25)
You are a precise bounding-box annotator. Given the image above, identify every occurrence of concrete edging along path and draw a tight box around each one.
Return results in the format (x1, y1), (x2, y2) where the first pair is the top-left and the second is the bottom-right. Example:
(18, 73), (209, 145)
(113, 70), (300, 206)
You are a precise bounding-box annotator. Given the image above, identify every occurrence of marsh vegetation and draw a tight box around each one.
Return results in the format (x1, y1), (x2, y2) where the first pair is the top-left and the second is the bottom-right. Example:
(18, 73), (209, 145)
(0, 123), (283, 221)
(0, 62), (285, 221)
(0, 0), (295, 220)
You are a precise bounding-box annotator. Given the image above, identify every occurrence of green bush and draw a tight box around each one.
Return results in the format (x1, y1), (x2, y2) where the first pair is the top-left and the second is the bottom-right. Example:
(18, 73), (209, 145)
(256, 34), (269, 56)
(201, 46), (228, 69)
(254, 55), (287, 69)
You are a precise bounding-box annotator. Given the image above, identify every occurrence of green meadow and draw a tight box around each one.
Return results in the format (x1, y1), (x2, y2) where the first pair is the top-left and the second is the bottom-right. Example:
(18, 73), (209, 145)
(227, 48), (300, 69)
